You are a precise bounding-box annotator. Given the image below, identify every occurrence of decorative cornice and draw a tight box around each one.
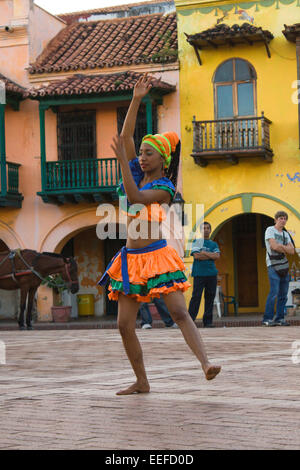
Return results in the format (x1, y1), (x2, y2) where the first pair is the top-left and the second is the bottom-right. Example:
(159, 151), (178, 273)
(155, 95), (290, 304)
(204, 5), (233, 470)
(176, 0), (300, 15)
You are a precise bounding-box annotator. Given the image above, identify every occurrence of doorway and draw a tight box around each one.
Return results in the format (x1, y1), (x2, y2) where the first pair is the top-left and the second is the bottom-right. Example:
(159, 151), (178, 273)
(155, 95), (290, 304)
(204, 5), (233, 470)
(214, 213), (273, 313)
(0, 240), (9, 252)
(233, 214), (258, 307)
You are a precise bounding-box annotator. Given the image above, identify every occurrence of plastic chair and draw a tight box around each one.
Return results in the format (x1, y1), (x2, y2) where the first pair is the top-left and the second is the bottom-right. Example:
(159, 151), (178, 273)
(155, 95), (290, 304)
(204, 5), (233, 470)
(220, 292), (238, 316)
(284, 305), (293, 318)
(213, 285), (222, 318)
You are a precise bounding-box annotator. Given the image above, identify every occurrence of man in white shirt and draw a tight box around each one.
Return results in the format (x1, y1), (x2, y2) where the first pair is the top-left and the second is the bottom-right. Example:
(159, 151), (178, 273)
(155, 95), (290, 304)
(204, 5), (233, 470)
(262, 211), (295, 326)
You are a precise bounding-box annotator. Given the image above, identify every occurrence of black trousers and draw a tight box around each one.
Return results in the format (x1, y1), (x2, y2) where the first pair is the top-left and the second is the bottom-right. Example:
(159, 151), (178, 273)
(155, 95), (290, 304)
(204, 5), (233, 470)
(188, 275), (218, 325)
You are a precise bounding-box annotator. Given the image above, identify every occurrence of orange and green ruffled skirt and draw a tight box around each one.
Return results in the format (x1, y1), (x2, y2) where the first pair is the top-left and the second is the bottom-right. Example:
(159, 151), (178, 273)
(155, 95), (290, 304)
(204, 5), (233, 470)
(99, 240), (190, 303)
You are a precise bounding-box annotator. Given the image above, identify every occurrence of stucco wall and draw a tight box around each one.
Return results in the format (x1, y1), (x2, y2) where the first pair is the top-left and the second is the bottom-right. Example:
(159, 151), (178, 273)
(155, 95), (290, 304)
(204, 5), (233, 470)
(177, 2), (299, 243)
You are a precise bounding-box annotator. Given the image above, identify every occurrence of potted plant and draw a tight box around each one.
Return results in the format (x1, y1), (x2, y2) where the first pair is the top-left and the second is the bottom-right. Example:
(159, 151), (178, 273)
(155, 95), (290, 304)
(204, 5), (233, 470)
(42, 274), (72, 322)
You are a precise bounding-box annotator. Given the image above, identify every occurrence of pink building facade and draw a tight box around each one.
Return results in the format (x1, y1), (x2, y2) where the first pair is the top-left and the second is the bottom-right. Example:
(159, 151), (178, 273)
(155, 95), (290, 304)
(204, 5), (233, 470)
(0, 0), (180, 321)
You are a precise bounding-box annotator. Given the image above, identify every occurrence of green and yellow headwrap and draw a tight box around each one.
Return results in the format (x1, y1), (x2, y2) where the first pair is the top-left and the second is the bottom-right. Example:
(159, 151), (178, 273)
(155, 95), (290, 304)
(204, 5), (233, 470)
(141, 132), (180, 169)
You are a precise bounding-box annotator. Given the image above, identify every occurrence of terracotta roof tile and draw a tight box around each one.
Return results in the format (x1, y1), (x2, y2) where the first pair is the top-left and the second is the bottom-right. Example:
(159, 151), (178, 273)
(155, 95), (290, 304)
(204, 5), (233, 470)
(28, 71), (175, 98)
(29, 13), (177, 75)
(186, 23), (274, 46)
(283, 23), (300, 42)
(0, 73), (26, 98)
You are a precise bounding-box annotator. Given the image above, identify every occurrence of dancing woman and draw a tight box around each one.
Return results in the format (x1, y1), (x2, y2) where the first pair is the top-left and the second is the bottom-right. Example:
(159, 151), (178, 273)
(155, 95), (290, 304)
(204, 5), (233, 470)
(99, 74), (221, 395)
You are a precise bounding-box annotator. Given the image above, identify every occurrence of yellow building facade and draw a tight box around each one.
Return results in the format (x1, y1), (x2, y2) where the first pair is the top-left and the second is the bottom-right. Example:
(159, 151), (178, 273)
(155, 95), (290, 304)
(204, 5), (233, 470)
(176, 0), (300, 314)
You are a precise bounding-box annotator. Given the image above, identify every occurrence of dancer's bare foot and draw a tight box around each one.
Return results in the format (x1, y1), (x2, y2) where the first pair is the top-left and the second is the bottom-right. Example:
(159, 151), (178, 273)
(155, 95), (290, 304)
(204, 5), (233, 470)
(116, 380), (150, 395)
(204, 364), (221, 381)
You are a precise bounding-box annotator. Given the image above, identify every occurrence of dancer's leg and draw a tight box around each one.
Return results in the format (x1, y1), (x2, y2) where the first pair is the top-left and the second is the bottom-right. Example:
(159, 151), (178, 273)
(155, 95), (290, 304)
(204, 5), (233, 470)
(116, 294), (150, 395)
(163, 291), (221, 380)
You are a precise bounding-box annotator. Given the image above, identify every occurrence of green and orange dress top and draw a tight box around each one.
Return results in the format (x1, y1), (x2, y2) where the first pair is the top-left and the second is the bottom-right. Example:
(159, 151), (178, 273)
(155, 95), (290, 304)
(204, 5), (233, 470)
(98, 158), (191, 302)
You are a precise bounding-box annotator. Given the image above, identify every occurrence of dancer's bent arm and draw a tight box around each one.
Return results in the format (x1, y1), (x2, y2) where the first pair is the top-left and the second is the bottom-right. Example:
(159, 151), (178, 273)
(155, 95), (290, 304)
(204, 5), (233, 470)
(111, 135), (170, 206)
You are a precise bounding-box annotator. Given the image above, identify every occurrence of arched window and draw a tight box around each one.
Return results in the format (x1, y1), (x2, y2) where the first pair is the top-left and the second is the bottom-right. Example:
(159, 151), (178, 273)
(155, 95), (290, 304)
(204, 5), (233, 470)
(214, 59), (256, 119)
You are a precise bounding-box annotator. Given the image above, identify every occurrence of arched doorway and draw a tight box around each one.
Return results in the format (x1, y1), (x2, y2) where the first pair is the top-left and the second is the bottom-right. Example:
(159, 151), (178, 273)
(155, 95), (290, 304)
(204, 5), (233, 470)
(104, 235), (126, 316)
(0, 222), (24, 250)
(38, 208), (125, 319)
(185, 192), (299, 315)
(213, 213), (273, 314)
(58, 223), (126, 317)
(0, 238), (19, 320)
(0, 240), (9, 251)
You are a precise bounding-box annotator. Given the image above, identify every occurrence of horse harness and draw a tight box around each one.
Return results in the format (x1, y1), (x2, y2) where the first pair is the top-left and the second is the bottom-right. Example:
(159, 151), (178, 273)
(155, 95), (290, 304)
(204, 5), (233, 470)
(0, 249), (74, 287)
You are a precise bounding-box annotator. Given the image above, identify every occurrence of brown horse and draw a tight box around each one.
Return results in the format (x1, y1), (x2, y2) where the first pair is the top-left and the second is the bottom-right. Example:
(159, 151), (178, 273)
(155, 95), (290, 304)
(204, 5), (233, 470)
(0, 249), (79, 330)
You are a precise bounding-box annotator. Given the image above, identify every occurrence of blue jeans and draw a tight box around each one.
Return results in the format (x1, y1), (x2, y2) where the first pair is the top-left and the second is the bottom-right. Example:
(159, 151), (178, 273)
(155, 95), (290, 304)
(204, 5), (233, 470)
(188, 276), (217, 325)
(263, 266), (290, 322)
(139, 296), (174, 327)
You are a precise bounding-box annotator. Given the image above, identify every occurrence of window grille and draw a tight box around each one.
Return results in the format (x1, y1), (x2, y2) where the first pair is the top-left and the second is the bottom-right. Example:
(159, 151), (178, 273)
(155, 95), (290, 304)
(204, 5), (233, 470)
(117, 104), (157, 155)
(57, 111), (96, 161)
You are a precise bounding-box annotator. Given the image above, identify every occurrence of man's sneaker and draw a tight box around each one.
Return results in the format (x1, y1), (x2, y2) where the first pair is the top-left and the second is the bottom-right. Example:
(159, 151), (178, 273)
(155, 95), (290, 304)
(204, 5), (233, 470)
(274, 319), (290, 326)
(142, 323), (152, 329)
(171, 323), (179, 328)
(262, 320), (276, 326)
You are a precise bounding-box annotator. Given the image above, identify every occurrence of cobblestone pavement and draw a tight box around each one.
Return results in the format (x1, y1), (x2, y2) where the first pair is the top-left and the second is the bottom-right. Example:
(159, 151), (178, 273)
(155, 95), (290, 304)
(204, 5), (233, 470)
(0, 326), (300, 450)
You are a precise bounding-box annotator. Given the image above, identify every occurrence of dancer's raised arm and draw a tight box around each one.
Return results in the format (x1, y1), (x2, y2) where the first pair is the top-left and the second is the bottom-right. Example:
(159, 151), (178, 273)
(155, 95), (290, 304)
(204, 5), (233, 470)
(121, 74), (153, 161)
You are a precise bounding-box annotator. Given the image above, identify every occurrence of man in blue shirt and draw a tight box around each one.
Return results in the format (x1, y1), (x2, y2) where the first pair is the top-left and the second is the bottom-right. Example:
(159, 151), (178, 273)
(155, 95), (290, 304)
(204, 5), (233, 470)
(188, 222), (220, 327)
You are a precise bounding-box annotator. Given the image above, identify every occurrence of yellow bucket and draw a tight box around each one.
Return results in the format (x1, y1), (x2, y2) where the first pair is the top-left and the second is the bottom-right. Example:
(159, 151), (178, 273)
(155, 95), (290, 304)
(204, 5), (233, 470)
(77, 294), (95, 316)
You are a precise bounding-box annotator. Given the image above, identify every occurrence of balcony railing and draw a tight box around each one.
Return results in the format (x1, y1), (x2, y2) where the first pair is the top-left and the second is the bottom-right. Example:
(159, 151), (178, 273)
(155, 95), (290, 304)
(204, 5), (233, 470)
(6, 162), (21, 193)
(0, 162), (23, 208)
(191, 113), (273, 166)
(38, 157), (121, 204)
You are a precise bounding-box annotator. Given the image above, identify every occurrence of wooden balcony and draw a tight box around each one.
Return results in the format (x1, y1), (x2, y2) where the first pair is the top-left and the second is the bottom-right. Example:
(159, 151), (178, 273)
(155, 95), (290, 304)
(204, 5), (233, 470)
(37, 158), (121, 204)
(191, 113), (273, 166)
(0, 162), (23, 208)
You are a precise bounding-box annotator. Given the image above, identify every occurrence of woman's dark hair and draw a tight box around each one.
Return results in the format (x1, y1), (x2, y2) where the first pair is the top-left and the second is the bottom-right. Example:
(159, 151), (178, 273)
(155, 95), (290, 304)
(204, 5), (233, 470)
(166, 140), (181, 188)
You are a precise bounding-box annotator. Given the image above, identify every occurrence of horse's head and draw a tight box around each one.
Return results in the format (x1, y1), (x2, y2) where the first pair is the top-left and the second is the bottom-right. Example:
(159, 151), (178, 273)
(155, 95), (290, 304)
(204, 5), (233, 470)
(62, 257), (79, 294)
